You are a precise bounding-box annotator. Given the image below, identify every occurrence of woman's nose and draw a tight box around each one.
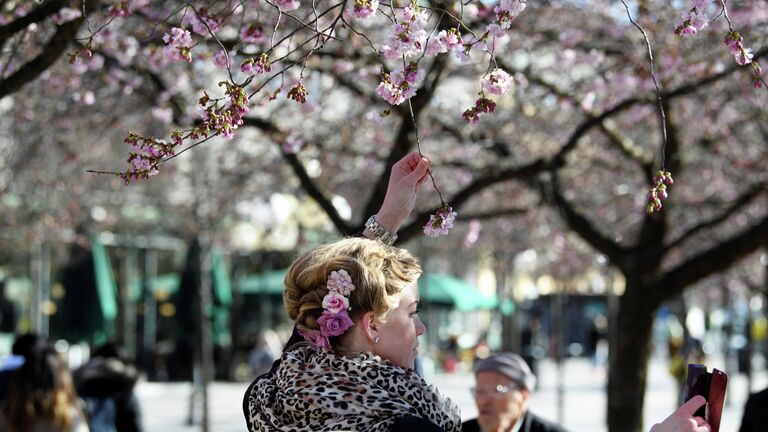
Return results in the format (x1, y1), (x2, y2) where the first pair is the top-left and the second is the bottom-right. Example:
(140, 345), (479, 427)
(415, 316), (426, 335)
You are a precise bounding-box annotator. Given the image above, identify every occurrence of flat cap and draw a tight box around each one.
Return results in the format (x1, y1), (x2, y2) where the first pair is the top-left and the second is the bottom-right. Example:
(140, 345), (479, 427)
(474, 353), (536, 390)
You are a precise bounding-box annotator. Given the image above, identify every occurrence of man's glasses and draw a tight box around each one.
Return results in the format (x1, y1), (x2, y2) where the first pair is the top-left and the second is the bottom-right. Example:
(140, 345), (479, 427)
(470, 384), (512, 397)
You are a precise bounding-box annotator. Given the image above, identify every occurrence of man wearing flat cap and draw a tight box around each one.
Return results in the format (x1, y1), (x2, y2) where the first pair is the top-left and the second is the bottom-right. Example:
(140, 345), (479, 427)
(462, 353), (567, 432)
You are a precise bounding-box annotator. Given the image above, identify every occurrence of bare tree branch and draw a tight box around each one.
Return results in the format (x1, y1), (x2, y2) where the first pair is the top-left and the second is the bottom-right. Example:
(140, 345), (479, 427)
(547, 47), (768, 171)
(666, 183), (768, 252)
(0, 0), (97, 98)
(658, 214), (768, 299)
(241, 116), (353, 234)
(459, 207), (530, 220)
(548, 172), (629, 267)
(0, 0), (67, 44)
(397, 159), (546, 242)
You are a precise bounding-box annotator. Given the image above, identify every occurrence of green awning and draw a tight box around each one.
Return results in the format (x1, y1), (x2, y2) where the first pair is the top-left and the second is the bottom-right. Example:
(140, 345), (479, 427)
(128, 250), (231, 302)
(237, 269), (287, 295)
(211, 251), (232, 305)
(419, 273), (498, 311)
(92, 237), (117, 321)
(130, 274), (180, 300)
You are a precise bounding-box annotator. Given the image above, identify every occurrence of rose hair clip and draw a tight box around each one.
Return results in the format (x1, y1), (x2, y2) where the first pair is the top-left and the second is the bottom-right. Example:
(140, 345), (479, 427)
(299, 269), (356, 349)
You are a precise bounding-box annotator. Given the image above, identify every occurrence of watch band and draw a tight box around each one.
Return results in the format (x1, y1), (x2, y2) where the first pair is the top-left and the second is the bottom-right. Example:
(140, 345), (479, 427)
(365, 215), (398, 245)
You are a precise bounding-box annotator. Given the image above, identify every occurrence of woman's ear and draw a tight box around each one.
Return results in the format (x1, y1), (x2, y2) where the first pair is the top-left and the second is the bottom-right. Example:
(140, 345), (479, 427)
(360, 311), (379, 343)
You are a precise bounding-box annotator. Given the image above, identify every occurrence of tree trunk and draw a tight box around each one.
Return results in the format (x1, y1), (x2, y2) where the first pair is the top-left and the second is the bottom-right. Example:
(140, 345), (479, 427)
(607, 281), (657, 432)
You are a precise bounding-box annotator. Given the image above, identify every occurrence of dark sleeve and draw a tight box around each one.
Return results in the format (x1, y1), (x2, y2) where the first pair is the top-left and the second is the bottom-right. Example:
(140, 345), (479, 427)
(115, 393), (143, 432)
(739, 393), (756, 432)
(391, 415), (445, 432)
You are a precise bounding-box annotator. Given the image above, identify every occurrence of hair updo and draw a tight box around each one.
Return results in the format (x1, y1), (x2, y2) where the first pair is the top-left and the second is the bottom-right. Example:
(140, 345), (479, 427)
(283, 237), (421, 338)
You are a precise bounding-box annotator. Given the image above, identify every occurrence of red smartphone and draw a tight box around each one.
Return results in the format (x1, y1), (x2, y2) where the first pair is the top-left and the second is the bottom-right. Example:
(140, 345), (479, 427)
(684, 363), (728, 432)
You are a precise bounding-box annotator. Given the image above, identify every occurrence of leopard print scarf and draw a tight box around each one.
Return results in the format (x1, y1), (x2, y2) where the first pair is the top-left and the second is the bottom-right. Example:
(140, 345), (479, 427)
(244, 344), (461, 432)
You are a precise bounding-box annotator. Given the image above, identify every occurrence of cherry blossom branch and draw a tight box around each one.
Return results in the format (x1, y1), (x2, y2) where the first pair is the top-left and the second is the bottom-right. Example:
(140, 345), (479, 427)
(619, 0), (673, 214)
(339, 16), (378, 53)
(716, 0), (767, 91)
(186, 2), (236, 84)
(406, 97), (444, 206)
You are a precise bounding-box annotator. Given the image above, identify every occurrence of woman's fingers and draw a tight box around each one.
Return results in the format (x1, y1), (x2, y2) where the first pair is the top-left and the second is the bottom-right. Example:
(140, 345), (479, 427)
(679, 396), (707, 417)
(403, 157), (430, 185)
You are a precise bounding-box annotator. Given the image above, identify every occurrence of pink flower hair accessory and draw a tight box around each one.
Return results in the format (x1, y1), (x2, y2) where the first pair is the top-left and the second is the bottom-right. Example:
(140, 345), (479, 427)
(300, 269), (356, 348)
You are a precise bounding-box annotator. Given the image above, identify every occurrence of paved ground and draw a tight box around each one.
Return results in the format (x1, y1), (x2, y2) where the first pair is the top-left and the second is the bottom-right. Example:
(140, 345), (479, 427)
(137, 355), (767, 431)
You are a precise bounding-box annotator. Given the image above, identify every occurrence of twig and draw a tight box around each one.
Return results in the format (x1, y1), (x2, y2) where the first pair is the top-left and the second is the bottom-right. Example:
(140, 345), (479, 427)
(620, 0), (668, 169)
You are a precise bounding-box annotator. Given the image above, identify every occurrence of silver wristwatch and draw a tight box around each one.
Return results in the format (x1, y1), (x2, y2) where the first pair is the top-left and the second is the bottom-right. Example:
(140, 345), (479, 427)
(365, 215), (398, 245)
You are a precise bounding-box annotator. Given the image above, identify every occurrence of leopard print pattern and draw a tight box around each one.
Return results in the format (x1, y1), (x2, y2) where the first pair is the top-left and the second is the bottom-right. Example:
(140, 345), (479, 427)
(244, 345), (461, 432)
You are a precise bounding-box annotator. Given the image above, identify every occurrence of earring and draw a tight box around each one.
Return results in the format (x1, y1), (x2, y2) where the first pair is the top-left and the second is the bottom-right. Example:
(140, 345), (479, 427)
(373, 336), (380, 344)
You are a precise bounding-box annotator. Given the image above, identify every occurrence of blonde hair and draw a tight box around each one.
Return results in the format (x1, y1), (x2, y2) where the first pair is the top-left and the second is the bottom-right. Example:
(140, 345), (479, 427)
(2, 346), (80, 432)
(284, 238), (421, 338)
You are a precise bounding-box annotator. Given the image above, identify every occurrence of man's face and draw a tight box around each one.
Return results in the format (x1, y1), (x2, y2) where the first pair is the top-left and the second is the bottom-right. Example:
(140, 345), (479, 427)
(473, 371), (529, 432)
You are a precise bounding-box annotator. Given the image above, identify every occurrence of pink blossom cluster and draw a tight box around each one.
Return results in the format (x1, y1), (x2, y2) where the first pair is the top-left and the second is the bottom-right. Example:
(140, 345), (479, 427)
(108, 0), (150, 17)
(724, 31), (754, 66)
(481, 68), (513, 95)
(379, 5), (428, 60)
(376, 62), (422, 105)
(646, 170), (674, 214)
(751, 63), (764, 89)
(241, 53), (272, 75)
(122, 133), (178, 183)
(287, 81), (309, 104)
(352, 0), (379, 19)
(275, 0), (301, 12)
(462, 97), (497, 124)
(674, 0), (708, 36)
(423, 205), (458, 237)
(196, 83), (250, 139)
(486, 0), (526, 38)
(425, 28), (463, 56)
(299, 269), (356, 349)
(184, 8), (221, 36)
(240, 23), (265, 44)
(212, 51), (231, 69)
(162, 27), (193, 63)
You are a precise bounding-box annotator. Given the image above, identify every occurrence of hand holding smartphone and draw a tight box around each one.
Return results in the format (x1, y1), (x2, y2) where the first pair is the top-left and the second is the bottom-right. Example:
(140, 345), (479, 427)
(684, 363), (728, 432)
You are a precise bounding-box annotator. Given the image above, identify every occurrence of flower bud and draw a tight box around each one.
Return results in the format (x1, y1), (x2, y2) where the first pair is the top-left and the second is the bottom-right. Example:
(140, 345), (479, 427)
(664, 172), (674, 185)
(654, 170), (665, 184)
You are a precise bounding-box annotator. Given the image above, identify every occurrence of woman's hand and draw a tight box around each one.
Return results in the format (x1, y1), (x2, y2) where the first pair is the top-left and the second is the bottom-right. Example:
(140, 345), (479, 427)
(649, 396), (710, 432)
(373, 152), (431, 232)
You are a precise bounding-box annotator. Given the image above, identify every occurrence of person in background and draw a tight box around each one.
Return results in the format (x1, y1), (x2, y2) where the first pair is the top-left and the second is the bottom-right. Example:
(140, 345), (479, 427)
(248, 333), (278, 378)
(0, 333), (50, 404)
(520, 314), (543, 379)
(739, 385), (768, 432)
(1, 338), (89, 432)
(73, 343), (142, 432)
(462, 353), (566, 432)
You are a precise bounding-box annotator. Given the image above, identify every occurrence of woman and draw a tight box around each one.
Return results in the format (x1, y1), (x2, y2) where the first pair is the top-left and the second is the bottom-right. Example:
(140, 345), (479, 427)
(1, 340), (89, 432)
(244, 152), (710, 432)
